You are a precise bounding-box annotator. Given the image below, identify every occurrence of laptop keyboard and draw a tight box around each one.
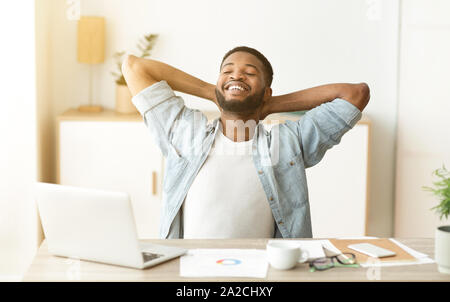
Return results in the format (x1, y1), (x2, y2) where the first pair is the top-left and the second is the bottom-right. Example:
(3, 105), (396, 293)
(142, 252), (164, 263)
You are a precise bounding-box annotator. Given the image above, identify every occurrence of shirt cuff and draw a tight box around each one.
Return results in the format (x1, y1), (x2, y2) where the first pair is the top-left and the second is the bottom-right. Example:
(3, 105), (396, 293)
(331, 98), (362, 127)
(131, 80), (176, 116)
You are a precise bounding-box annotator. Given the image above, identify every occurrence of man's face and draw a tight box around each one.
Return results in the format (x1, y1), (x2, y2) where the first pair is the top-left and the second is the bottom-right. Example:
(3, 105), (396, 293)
(215, 51), (270, 114)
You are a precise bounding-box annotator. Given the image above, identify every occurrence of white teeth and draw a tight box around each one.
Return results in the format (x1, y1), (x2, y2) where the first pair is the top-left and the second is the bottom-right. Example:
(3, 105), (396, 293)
(228, 85), (245, 91)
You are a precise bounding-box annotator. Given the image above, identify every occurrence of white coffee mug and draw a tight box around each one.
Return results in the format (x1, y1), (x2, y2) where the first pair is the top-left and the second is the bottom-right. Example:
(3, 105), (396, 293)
(266, 241), (309, 270)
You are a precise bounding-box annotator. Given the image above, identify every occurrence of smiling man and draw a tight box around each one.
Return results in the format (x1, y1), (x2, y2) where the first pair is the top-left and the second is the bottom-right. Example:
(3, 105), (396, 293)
(122, 46), (370, 239)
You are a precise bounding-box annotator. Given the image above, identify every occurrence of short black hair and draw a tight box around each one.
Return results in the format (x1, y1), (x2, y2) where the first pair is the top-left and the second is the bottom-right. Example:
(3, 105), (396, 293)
(220, 46), (273, 87)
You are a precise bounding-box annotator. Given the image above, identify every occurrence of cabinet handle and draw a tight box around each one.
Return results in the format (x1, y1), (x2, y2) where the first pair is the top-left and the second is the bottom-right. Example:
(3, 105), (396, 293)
(152, 171), (157, 195)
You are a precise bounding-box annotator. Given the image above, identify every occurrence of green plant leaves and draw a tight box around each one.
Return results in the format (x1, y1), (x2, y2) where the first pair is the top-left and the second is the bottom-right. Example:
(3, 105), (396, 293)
(423, 165), (450, 221)
(111, 33), (158, 83)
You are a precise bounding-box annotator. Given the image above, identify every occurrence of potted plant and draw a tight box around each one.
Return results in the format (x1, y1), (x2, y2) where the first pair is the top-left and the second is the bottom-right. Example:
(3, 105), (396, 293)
(423, 165), (450, 274)
(111, 34), (158, 114)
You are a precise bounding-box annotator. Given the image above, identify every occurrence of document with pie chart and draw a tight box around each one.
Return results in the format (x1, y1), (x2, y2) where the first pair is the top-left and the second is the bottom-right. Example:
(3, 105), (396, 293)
(179, 249), (268, 278)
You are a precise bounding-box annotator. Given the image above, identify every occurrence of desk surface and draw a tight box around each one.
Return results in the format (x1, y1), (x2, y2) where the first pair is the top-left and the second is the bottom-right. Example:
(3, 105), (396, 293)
(23, 238), (449, 282)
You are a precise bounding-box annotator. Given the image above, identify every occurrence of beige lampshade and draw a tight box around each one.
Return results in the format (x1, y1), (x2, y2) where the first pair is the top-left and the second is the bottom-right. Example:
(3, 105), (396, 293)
(77, 16), (105, 64)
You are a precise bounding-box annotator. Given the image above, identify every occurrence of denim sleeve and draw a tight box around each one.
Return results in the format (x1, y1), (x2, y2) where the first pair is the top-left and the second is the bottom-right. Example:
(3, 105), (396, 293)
(131, 80), (208, 158)
(286, 98), (362, 168)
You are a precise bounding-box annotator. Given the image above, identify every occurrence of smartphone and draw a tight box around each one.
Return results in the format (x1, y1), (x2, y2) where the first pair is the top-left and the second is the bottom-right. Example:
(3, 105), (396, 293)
(347, 243), (396, 258)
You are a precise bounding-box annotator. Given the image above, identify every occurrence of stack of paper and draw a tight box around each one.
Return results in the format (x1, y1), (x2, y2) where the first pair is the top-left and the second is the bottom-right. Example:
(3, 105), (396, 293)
(180, 249), (268, 278)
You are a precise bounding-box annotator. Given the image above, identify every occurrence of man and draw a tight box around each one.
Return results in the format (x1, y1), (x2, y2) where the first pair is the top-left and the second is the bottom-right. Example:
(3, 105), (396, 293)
(122, 46), (370, 239)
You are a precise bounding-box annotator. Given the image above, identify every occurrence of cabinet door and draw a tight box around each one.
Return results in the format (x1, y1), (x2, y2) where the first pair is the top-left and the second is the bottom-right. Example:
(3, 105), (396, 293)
(59, 121), (163, 238)
(307, 124), (369, 238)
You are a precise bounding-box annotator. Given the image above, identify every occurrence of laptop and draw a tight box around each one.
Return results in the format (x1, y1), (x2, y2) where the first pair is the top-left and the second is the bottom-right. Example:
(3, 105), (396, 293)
(35, 182), (187, 269)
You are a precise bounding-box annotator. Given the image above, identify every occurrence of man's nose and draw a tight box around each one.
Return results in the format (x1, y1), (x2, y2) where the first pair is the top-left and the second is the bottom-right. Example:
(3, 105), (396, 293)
(230, 71), (245, 80)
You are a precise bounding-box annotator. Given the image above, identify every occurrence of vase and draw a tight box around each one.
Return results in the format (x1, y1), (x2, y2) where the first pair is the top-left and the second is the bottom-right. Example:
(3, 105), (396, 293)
(435, 225), (450, 274)
(115, 84), (137, 114)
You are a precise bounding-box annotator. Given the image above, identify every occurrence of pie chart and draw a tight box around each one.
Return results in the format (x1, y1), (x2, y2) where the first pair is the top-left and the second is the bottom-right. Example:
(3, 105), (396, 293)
(216, 258), (242, 265)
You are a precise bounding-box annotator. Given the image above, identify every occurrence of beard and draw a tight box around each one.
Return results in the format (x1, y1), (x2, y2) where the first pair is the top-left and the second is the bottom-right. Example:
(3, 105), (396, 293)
(215, 87), (265, 113)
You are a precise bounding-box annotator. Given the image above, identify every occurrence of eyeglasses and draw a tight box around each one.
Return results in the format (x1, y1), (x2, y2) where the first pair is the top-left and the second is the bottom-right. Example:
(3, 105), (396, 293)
(309, 253), (358, 272)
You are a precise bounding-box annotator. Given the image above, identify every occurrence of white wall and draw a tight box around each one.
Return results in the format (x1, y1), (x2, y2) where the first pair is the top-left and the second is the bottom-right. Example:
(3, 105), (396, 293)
(42, 0), (400, 236)
(394, 0), (450, 237)
(0, 0), (39, 281)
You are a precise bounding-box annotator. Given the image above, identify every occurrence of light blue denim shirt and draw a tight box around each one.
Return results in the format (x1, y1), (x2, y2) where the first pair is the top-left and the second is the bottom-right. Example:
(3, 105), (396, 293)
(132, 80), (362, 239)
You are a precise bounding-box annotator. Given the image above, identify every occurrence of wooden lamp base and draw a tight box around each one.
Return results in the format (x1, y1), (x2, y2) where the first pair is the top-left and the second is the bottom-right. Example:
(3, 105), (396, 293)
(78, 105), (103, 113)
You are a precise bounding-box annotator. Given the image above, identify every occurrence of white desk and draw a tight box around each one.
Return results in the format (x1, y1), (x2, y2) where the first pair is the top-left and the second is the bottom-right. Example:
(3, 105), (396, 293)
(23, 238), (449, 282)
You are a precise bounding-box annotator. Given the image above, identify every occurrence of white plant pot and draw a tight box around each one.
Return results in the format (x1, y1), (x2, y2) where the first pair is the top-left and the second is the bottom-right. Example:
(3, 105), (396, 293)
(115, 84), (137, 114)
(435, 225), (450, 274)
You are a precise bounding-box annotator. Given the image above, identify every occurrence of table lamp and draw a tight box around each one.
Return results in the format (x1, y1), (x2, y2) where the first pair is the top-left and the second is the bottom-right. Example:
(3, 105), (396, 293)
(77, 16), (105, 112)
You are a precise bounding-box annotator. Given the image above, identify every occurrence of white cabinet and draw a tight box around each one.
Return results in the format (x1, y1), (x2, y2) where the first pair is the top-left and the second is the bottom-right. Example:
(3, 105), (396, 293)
(58, 109), (163, 239)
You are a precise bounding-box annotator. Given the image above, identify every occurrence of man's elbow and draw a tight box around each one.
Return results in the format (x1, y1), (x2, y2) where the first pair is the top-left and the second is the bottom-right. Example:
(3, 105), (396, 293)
(121, 54), (138, 79)
(354, 82), (370, 111)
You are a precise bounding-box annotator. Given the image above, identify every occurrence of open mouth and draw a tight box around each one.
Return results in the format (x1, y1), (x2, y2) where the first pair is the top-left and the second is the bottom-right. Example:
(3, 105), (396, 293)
(224, 82), (250, 95)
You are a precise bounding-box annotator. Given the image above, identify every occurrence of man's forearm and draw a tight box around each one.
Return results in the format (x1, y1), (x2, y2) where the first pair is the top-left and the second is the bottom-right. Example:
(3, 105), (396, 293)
(264, 83), (370, 116)
(124, 55), (216, 102)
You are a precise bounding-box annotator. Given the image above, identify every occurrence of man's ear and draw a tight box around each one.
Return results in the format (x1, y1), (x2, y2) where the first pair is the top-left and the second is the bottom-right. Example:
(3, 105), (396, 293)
(263, 87), (272, 107)
(264, 87), (272, 102)
(260, 87), (273, 119)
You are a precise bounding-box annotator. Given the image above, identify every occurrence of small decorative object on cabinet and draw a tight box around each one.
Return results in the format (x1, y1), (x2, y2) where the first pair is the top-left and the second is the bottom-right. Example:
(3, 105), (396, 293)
(115, 81), (135, 114)
(423, 165), (450, 274)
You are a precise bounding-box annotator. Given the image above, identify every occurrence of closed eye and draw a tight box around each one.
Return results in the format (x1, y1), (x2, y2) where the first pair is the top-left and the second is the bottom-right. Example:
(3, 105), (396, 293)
(222, 71), (254, 76)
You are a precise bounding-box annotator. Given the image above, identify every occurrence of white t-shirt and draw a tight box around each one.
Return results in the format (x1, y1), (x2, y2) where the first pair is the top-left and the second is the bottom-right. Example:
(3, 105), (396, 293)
(182, 125), (275, 239)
